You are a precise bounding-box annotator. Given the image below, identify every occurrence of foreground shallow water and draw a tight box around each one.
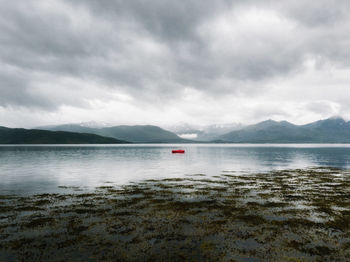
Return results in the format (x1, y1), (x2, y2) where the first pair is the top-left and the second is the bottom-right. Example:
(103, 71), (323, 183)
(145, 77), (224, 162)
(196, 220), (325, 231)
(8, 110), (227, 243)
(1, 167), (349, 261)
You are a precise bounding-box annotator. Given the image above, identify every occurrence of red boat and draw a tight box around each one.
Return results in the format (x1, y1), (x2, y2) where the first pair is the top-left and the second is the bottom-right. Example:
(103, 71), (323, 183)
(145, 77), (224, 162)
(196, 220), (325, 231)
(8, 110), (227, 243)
(172, 149), (185, 154)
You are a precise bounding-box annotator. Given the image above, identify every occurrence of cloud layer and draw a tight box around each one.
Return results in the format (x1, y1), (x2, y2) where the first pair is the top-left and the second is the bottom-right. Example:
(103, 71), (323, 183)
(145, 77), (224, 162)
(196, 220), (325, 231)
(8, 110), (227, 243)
(1, 0), (350, 127)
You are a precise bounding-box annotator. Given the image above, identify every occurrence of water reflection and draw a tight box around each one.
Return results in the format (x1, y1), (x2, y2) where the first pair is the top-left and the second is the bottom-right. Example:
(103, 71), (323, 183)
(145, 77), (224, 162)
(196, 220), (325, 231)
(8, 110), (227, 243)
(0, 144), (350, 194)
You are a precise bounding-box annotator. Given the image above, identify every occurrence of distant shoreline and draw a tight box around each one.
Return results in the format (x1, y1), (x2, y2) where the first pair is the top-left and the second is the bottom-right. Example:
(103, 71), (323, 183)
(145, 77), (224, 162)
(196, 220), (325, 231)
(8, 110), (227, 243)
(1, 143), (350, 146)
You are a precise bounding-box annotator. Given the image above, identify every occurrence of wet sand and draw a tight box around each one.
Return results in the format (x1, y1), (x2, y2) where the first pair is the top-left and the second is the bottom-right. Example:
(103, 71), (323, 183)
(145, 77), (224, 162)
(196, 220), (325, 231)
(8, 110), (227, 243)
(0, 167), (350, 261)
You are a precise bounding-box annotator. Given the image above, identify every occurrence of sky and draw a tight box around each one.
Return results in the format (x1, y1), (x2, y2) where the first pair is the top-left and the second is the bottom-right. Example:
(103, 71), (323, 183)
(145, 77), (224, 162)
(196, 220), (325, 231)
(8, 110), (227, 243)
(1, 0), (350, 128)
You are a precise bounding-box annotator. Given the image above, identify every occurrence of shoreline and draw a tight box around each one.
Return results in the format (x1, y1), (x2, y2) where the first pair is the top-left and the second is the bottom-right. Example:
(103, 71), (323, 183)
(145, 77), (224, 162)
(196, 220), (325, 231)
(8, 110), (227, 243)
(1, 167), (349, 261)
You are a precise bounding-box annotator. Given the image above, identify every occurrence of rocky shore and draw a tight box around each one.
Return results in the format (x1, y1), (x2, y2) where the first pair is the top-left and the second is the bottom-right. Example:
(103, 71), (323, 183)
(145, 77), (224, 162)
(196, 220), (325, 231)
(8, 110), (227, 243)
(1, 167), (349, 261)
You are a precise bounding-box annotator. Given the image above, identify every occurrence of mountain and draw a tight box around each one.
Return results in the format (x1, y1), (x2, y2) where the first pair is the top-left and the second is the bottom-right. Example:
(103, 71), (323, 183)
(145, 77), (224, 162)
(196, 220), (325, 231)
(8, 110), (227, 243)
(37, 124), (189, 143)
(97, 125), (188, 143)
(38, 124), (97, 134)
(0, 127), (128, 144)
(218, 117), (350, 143)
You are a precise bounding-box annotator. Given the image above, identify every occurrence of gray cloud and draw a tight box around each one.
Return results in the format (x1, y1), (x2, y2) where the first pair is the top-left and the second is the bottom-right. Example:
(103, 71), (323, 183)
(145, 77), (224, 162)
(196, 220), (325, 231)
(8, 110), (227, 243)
(1, 0), (350, 126)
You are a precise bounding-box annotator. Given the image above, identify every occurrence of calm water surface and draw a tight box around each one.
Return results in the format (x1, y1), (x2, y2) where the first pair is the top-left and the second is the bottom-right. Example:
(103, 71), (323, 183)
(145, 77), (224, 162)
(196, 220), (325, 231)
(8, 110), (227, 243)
(1, 144), (350, 195)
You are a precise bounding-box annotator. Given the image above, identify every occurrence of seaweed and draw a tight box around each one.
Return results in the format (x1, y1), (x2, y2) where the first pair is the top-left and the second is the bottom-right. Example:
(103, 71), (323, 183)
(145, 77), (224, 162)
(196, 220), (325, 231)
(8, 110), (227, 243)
(0, 167), (349, 261)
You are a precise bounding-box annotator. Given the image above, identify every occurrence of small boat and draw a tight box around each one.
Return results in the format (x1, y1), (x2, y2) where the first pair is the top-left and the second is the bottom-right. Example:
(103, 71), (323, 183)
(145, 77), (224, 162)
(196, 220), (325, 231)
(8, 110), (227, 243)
(172, 149), (185, 154)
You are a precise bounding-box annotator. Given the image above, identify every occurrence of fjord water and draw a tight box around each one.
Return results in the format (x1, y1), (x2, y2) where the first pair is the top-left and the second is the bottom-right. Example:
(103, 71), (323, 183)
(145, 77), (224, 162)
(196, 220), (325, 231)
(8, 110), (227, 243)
(1, 144), (350, 195)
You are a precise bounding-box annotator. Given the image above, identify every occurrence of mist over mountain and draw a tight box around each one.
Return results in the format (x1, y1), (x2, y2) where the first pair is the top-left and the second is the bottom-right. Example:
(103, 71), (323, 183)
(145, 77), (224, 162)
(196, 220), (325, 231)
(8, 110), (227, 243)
(0, 127), (127, 144)
(166, 123), (244, 141)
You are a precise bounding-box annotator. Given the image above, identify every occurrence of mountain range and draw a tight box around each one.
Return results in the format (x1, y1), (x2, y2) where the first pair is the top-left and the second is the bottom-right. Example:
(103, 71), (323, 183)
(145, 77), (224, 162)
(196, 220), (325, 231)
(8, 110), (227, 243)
(0, 127), (127, 144)
(1, 117), (350, 144)
(218, 117), (350, 143)
(38, 117), (350, 143)
(38, 124), (189, 143)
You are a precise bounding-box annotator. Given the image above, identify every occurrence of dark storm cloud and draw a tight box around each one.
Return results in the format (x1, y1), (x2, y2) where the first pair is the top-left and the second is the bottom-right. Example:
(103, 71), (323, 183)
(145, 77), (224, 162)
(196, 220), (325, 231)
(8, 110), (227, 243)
(0, 0), (350, 124)
(73, 0), (304, 83)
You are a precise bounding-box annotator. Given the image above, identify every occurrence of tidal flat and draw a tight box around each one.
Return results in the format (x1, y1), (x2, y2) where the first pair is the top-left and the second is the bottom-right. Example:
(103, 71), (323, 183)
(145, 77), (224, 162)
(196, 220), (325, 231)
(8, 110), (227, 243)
(0, 167), (350, 261)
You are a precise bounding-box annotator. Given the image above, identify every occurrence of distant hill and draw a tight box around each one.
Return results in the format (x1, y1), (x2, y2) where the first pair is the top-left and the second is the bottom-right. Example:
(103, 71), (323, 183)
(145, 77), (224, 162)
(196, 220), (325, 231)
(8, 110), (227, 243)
(0, 127), (128, 144)
(218, 117), (350, 143)
(38, 124), (189, 143)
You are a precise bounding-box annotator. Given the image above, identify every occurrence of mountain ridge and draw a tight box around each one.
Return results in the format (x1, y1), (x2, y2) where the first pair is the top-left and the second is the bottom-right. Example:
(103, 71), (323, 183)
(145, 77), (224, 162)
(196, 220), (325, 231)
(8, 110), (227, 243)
(219, 117), (350, 143)
(37, 124), (190, 143)
(0, 127), (128, 144)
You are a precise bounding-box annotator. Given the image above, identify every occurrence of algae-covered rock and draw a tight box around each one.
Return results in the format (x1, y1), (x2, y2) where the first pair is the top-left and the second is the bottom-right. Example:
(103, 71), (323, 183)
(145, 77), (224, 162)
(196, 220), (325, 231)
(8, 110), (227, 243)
(0, 167), (349, 261)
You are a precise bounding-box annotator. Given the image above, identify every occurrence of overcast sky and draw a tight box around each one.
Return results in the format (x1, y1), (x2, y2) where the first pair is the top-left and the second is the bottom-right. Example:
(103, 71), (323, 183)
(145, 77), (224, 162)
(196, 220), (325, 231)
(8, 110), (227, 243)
(1, 0), (350, 128)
